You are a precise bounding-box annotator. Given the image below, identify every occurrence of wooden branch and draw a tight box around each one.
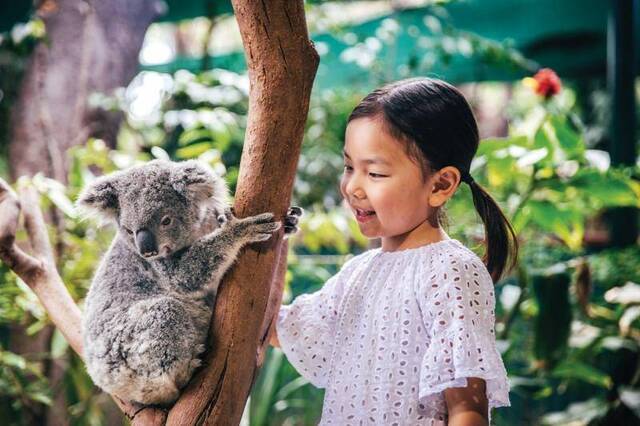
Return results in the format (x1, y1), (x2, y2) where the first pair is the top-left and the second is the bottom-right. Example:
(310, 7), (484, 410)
(0, 180), (83, 355)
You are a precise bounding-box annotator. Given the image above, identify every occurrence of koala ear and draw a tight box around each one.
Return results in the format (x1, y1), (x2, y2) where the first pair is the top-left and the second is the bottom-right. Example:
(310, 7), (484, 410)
(170, 161), (228, 209)
(76, 174), (120, 222)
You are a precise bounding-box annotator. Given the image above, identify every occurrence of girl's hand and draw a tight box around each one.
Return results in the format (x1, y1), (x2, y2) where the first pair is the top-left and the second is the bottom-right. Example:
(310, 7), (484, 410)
(268, 318), (280, 348)
(444, 377), (489, 426)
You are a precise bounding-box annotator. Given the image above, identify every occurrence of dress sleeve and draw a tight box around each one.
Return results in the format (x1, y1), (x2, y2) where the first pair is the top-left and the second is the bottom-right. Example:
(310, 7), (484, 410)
(416, 252), (510, 415)
(276, 257), (358, 388)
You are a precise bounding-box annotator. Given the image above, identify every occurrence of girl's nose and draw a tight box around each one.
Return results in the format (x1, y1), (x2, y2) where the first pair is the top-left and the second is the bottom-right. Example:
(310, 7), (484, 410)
(345, 176), (365, 200)
(351, 187), (366, 199)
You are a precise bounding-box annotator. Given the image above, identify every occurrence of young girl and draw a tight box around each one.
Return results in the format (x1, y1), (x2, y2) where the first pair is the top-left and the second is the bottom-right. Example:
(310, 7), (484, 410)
(272, 78), (517, 425)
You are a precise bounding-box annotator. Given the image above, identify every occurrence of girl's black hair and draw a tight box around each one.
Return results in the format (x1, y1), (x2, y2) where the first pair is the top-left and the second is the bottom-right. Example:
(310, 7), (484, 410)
(348, 78), (518, 281)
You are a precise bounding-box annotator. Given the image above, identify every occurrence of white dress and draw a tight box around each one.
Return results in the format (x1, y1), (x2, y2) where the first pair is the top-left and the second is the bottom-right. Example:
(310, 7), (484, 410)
(277, 239), (510, 425)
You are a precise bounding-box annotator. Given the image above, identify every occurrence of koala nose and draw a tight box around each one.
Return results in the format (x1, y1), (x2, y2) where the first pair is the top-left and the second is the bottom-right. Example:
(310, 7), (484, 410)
(135, 229), (158, 257)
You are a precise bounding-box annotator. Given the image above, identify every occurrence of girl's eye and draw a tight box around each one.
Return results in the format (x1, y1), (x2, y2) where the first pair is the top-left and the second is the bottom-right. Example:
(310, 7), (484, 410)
(369, 173), (388, 178)
(343, 165), (353, 172)
(161, 216), (172, 226)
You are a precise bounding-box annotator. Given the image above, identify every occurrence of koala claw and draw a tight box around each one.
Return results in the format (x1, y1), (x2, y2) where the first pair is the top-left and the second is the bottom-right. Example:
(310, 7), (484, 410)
(218, 208), (234, 226)
(284, 206), (304, 236)
(287, 206), (304, 217)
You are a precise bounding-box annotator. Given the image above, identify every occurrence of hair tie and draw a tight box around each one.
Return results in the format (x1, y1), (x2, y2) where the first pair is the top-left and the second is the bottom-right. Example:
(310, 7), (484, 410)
(461, 170), (475, 185)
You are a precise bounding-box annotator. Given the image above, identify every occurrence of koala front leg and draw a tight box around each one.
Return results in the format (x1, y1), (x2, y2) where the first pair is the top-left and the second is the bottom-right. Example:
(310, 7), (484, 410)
(169, 211), (281, 295)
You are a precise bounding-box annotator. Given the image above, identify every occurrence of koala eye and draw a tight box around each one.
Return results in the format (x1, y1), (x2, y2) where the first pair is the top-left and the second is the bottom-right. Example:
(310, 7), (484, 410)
(123, 227), (133, 235)
(161, 216), (172, 226)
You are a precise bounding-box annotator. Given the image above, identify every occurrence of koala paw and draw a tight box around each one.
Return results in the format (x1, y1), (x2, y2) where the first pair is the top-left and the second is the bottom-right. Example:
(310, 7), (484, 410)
(284, 206), (303, 237)
(217, 207), (235, 226)
(234, 212), (281, 243)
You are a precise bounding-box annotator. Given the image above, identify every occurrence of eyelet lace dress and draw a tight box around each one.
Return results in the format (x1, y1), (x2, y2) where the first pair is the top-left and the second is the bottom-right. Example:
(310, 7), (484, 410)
(277, 239), (510, 425)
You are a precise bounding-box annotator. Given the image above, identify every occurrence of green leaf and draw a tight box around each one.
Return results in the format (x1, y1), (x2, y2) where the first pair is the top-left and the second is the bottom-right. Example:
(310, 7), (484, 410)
(175, 142), (213, 159)
(178, 128), (214, 146)
(619, 387), (640, 418)
(532, 122), (555, 166)
(525, 200), (584, 250)
(570, 169), (640, 208)
(32, 174), (77, 218)
(50, 329), (70, 359)
(551, 360), (613, 389)
(549, 115), (584, 159)
(477, 136), (528, 157)
(250, 349), (284, 426)
(27, 392), (52, 406)
(486, 155), (517, 188)
(0, 350), (27, 370)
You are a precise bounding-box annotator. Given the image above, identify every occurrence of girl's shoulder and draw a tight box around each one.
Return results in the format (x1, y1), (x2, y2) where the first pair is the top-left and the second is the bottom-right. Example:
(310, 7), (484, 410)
(426, 239), (494, 289)
(371, 238), (485, 269)
(433, 239), (488, 269)
(394, 239), (494, 288)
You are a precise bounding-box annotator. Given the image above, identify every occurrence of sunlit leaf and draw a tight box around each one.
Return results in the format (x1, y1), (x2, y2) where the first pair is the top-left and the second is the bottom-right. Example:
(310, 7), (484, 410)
(604, 282), (640, 304)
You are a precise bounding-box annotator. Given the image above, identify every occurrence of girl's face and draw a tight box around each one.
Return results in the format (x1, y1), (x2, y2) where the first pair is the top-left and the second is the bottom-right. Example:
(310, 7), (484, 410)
(340, 117), (447, 251)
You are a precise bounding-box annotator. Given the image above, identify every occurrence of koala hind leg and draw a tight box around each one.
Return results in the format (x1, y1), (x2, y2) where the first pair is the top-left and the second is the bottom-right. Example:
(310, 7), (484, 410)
(122, 297), (207, 405)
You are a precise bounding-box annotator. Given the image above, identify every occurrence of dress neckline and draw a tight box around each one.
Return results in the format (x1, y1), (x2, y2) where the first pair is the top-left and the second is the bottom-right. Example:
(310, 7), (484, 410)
(375, 238), (460, 257)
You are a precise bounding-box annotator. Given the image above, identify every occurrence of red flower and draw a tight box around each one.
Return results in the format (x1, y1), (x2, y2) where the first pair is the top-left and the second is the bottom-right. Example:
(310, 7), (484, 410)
(532, 68), (562, 99)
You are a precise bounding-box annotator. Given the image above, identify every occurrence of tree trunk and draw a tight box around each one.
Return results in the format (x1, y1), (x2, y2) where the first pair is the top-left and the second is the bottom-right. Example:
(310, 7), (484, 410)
(138, 1), (319, 424)
(8, 0), (164, 182)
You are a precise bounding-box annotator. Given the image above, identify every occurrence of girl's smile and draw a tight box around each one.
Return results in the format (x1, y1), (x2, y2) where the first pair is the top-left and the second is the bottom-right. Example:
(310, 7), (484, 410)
(340, 117), (448, 251)
(354, 208), (376, 222)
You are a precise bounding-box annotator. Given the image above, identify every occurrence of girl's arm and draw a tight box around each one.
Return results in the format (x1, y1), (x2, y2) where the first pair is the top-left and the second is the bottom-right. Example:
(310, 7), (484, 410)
(444, 377), (489, 426)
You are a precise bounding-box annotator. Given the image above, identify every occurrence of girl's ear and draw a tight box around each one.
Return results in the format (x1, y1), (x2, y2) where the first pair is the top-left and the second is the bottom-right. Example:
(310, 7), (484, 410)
(428, 166), (461, 207)
(76, 174), (120, 222)
(170, 160), (229, 210)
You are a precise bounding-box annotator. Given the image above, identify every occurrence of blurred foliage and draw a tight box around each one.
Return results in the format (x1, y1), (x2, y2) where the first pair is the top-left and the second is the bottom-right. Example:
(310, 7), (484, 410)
(451, 86), (640, 425)
(0, 19), (45, 178)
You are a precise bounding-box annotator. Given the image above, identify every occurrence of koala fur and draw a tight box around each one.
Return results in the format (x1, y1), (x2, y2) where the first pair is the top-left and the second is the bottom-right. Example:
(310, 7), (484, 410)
(78, 159), (280, 405)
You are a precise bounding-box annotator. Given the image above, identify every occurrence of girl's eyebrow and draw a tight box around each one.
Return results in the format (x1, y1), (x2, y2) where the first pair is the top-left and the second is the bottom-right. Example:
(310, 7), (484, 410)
(343, 150), (391, 165)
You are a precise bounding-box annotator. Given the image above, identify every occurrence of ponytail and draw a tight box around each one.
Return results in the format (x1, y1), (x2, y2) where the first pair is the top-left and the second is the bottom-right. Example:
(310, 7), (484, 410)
(464, 174), (518, 282)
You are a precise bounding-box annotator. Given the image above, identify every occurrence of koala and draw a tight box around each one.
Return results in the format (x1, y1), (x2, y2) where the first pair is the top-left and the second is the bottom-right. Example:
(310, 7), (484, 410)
(78, 159), (299, 405)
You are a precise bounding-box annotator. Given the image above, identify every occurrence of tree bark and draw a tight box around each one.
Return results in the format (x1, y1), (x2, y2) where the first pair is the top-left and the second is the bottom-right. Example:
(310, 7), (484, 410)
(2, 0), (318, 425)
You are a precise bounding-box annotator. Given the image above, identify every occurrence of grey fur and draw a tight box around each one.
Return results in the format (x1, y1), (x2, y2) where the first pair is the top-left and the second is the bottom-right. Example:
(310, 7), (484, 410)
(78, 159), (280, 405)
